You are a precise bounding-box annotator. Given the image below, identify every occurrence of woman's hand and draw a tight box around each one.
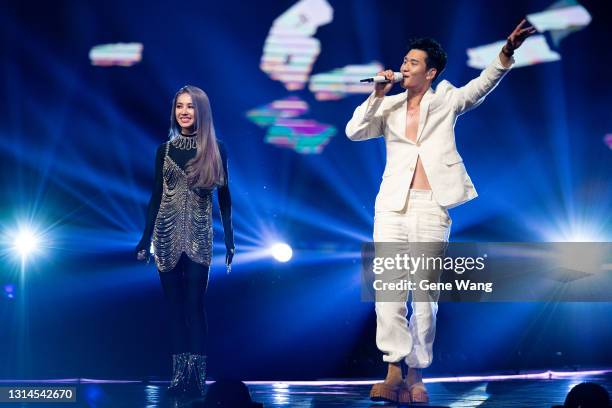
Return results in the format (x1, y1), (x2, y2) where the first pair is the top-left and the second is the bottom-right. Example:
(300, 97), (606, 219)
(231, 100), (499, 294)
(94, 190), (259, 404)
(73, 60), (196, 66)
(225, 247), (235, 274)
(136, 249), (148, 262)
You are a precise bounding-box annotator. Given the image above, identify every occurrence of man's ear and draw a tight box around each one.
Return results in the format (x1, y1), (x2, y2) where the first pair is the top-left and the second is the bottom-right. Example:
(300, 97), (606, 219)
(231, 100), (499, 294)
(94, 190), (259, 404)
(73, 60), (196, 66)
(426, 68), (437, 81)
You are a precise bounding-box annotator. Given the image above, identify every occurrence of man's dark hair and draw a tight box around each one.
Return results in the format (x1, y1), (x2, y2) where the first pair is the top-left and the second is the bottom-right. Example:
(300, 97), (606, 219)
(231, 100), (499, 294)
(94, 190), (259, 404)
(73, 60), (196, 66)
(407, 38), (447, 81)
(562, 382), (611, 408)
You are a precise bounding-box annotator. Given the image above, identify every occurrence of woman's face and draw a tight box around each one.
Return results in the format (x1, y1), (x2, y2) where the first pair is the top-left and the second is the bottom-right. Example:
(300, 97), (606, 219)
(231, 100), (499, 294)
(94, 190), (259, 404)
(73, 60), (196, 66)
(175, 92), (195, 132)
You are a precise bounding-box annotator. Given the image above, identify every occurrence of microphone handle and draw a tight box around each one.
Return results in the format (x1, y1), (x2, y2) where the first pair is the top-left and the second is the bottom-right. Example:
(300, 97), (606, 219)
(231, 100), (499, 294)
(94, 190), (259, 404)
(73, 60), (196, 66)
(359, 77), (391, 83)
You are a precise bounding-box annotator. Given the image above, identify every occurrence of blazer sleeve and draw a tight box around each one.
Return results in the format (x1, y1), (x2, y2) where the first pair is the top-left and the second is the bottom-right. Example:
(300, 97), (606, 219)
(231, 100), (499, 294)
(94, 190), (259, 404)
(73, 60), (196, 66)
(451, 54), (515, 115)
(345, 92), (386, 141)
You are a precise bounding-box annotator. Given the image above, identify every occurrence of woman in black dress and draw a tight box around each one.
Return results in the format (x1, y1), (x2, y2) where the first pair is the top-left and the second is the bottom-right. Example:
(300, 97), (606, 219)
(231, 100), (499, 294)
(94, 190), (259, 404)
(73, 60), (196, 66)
(136, 85), (234, 396)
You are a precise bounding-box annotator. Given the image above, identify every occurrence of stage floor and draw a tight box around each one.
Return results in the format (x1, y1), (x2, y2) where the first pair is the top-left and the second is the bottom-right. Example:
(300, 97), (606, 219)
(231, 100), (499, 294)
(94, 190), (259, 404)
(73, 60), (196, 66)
(2, 371), (611, 407)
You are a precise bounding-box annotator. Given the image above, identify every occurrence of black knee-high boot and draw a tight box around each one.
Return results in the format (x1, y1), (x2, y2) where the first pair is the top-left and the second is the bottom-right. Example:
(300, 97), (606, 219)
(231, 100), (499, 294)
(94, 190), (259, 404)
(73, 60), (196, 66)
(188, 353), (208, 396)
(167, 352), (191, 395)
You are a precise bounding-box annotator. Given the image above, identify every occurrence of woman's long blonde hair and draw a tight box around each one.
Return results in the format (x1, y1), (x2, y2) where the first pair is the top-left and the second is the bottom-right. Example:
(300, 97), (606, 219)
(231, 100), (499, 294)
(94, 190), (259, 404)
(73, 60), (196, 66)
(169, 85), (225, 188)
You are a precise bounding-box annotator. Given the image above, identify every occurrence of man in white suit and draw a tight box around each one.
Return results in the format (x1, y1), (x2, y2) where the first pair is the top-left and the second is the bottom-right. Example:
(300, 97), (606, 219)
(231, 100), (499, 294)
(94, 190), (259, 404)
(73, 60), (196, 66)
(346, 20), (536, 404)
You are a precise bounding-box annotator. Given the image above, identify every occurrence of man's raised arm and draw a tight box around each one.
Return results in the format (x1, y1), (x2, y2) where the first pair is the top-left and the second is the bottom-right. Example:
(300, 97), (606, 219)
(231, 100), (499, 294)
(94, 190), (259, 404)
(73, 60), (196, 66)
(452, 18), (536, 114)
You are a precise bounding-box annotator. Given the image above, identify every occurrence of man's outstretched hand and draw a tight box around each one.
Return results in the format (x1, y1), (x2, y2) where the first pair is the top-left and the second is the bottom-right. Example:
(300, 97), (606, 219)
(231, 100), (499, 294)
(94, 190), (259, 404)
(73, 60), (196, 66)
(500, 18), (537, 67)
(506, 18), (537, 52)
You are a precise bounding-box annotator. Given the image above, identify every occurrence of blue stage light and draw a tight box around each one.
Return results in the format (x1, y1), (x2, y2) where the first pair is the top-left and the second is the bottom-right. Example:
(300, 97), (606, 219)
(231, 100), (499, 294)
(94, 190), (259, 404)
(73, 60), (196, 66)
(543, 219), (609, 242)
(13, 227), (41, 260)
(270, 242), (292, 262)
(3, 284), (15, 300)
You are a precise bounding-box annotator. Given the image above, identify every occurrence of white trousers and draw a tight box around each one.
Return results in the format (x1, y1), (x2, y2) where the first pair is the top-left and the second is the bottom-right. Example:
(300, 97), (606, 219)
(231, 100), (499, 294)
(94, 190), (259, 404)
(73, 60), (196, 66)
(373, 189), (451, 368)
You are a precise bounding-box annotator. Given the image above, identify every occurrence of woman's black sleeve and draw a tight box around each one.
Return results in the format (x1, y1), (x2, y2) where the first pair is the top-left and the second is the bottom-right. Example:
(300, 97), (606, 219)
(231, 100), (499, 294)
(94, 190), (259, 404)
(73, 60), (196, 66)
(217, 141), (235, 251)
(136, 143), (165, 254)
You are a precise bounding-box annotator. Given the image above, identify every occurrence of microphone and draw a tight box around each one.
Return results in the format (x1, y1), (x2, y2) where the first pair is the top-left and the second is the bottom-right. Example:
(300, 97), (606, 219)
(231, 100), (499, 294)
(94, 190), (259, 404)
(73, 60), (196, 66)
(360, 72), (403, 83)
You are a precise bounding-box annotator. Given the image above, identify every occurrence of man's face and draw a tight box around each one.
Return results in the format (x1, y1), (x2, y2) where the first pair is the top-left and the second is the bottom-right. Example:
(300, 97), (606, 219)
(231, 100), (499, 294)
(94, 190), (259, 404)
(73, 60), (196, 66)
(400, 49), (435, 89)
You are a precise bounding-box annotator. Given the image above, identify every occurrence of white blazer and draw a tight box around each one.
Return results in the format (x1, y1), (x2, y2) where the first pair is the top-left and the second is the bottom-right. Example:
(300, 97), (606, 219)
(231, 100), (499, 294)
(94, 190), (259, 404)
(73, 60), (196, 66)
(346, 55), (514, 212)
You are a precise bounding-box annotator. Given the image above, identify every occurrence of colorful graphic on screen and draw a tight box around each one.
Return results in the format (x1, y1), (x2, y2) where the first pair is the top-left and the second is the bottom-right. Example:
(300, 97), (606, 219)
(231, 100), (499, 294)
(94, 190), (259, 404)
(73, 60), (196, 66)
(260, 0), (333, 91)
(267, 118), (336, 154)
(246, 97), (308, 127)
(247, 97), (336, 154)
(529, 1), (592, 47)
(527, 3), (591, 32)
(89, 43), (143, 67)
(467, 36), (561, 69)
(309, 62), (383, 101)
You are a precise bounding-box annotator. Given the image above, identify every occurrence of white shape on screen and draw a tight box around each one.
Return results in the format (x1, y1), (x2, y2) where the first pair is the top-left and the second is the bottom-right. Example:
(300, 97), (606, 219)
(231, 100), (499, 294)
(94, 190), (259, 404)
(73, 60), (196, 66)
(308, 62), (384, 100)
(467, 35), (561, 69)
(527, 4), (591, 32)
(260, 0), (333, 91)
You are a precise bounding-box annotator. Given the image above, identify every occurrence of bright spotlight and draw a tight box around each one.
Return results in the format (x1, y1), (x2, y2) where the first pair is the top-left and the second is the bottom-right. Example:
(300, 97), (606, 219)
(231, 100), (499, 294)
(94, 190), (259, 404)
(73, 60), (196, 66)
(545, 221), (608, 242)
(13, 228), (40, 259)
(270, 243), (292, 262)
